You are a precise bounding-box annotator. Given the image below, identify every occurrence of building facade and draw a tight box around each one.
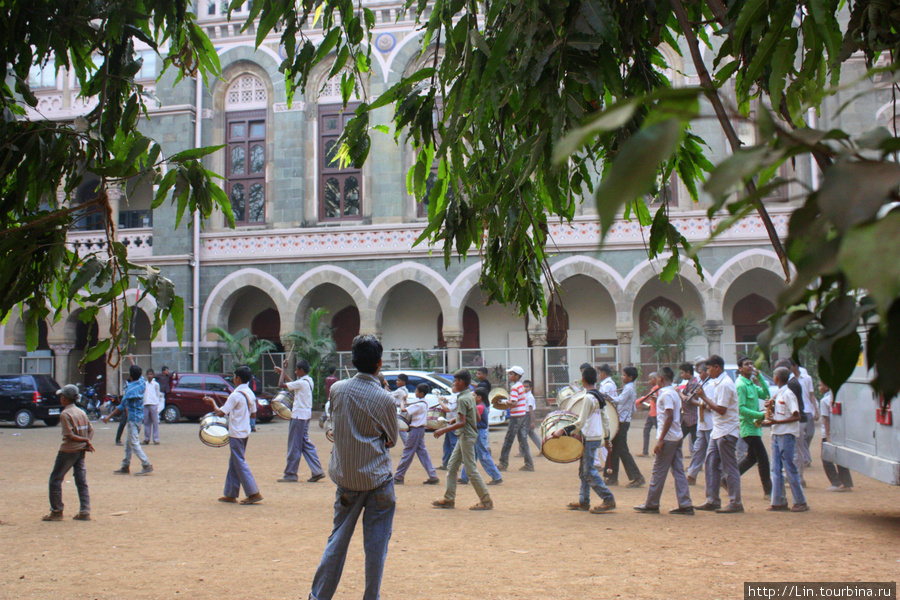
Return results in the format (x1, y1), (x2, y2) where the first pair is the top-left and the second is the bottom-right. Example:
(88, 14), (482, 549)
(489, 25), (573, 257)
(3, 2), (892, 400)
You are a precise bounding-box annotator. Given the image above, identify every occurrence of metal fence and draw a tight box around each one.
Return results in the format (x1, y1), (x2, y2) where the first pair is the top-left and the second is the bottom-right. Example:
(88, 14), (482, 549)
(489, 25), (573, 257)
(460, 347), (534, 389)
(544, 345), (619, 403)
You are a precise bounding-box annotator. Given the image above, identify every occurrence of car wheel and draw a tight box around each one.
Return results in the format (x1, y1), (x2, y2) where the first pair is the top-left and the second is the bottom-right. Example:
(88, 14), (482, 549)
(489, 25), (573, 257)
(43, 418), (60, 427)
(161, 405), (181, 424)
(15, 409), (35, 428)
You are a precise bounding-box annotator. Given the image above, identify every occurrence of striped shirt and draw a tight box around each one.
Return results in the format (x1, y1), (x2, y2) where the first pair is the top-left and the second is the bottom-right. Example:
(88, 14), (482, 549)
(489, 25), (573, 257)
(509, 382), (527, 417)
(327, 373), (399, 491)
(613, 382), (636, 423)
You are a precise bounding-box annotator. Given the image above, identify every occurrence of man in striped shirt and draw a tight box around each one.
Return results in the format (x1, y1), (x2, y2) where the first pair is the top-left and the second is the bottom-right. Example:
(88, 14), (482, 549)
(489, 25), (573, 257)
(308, 335), (399, 600)
(498, 366), (535, 472)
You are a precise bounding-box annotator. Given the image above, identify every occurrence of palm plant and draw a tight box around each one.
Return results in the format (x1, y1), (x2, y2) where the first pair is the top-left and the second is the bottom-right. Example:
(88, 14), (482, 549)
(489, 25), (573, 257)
(282, 308), (337, 408)
(205, 326), (277, 374)
(643, 306), (705, 366)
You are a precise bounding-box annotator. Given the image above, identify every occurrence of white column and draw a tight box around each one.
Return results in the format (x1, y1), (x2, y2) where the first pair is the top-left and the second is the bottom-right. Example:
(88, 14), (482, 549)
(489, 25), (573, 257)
(443, 333), (463, 372)
(49, 344), (74, 386)
(616, 330), (633, 370)
(529, 331), (548, 402)
(704, 323), (723, 358)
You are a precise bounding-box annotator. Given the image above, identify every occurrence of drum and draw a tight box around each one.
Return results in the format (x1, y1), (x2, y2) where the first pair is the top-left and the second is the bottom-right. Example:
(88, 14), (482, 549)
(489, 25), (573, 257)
(426, 407), (446, 431)
(271, 390), (293, 420)
(555, 385), (576, 407)
(397, 413), (411, 432)
(560, 390), (620, 440)
(324, 418), (334, 442)
(540, 410), (584, 463)
(199, 412), (229, 448)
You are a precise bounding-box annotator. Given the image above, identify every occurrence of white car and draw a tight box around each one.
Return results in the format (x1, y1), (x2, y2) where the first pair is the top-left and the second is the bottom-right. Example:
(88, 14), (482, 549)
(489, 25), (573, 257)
(381, 370), (509, 427)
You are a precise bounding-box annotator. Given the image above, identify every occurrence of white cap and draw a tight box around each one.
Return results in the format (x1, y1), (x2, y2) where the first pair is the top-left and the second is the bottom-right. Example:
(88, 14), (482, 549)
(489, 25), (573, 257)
(506, 366), (524, 376)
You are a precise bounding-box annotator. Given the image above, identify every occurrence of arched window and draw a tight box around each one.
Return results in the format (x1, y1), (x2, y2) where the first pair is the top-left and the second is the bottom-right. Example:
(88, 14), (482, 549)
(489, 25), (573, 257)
(318, 73), (361, 221)
(331, 306), (361, 352)
(226, 74), (267, 225)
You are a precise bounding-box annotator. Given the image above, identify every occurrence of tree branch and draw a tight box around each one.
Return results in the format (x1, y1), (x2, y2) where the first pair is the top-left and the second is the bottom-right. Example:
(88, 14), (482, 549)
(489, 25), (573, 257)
(670, 0), (791, 282)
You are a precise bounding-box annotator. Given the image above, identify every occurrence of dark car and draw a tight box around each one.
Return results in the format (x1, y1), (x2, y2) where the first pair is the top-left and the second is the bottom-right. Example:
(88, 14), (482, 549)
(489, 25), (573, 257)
(0, 374), (64, 428)
(160, 373), (273, 423)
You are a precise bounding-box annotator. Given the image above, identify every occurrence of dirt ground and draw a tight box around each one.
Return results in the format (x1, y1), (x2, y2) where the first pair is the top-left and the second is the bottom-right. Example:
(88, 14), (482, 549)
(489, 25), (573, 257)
(1, 416), (898, 600)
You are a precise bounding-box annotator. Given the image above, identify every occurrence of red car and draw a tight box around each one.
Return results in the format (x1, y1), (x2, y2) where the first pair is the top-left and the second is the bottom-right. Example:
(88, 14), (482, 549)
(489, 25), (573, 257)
(160, 373), (273, 423)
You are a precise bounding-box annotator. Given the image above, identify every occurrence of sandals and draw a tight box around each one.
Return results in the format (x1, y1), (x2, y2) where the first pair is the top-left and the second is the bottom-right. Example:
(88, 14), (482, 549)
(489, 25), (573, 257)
(431, 499), (455, 509)
(73, 512), (91, 521)
(41, 511), (63, 522)
(218, 496), (238, 503)
(240, 493), (264, 505)
(469, 500), (494, 511)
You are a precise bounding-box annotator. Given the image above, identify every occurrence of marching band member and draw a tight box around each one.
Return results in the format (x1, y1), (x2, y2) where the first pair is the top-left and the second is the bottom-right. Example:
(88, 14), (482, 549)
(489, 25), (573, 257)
(498, 366), (535, 472)
(634, 367), (693, 515)
(394, 383), (439, 485)
(553, 366), (616, 514)
(607, 366), (646, 488)
(275, 359), (325, 484)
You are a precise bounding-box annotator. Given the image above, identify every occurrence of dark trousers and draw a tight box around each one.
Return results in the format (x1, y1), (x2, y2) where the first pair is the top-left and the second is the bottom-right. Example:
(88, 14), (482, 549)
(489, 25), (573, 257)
(681, 423), (697, 449)
(500, 415), (533, 468)
(608, 421), (643, 483)
(49, 450), (89, 514)
(821, 439), (854, 488)
(738, 434), (772, 495)
(115, 412), (127, 442)
(642, 416), (657, 454)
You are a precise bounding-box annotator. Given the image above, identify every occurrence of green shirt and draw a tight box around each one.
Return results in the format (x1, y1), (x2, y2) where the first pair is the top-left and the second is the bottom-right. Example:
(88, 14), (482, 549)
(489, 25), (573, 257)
(456, 390), (478, 440)
(736, 374), (769, 438)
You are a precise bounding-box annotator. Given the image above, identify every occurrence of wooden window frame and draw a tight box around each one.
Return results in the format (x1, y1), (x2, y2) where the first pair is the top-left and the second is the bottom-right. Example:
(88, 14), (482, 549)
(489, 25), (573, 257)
(318, 103), (362, 222)
(226, 109), (267, 226)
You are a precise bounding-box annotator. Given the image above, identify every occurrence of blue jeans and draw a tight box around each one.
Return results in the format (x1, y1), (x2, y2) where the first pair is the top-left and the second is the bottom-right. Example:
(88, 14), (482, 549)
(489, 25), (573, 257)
(580, 440), (615, 504)
(461, 428), (503, 483)
(122, 422), (150, 468)
(283, 418), (324, 480)
(442, 430), (458, 467)
(771, 434), (806, 507)
(309, 480), (395, 600)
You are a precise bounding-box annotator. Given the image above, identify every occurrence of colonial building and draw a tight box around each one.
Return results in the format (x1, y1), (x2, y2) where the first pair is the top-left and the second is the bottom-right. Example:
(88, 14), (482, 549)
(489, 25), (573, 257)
(3, 1), (891, 400)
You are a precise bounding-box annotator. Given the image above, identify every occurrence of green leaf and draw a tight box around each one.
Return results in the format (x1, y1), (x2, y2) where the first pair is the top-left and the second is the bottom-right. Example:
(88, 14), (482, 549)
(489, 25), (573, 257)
(817, 162), (900, 233)
(70, 257), (103, 296)
(553, 101), (638, 165)
(168, 145), (225, 163)
(83, 339), (111, 364)
(732, 0), (768, 51)
(170, 295), (185, 345)
(838, 213), (900, 316)
(595, 119), (683, 239)
(818, 331), (861, 393)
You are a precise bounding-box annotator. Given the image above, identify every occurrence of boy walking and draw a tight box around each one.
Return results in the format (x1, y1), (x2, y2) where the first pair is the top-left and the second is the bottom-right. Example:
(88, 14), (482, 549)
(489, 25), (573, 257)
(764, 367), (808, 512)
(103, 365), (153, 476)
(394, 383), (440, 484)
(142, 369), (162, 445)
(432, 370), (494, 510)
(43, 385), (94, 521)
(634, 367), (693, 515)
(275, 359), (325, 483)
(459, 387), (504, 485)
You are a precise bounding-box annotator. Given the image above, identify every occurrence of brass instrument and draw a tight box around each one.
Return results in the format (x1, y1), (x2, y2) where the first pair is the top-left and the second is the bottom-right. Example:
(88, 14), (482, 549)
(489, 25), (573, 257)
(489, 387), (513, 410)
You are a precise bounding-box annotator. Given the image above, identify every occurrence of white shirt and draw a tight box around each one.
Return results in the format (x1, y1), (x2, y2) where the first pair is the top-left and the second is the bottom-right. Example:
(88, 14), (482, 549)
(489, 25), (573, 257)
(710, 372), (740, 439)
(655, 385), (684, 442)
(571, 389), (609, 441)
(143, 379), (161, 407)
(772, 385), (801, 437)
(286, 374), (314, 420)
(697, 377), (716, 431)
(798, 368), (815, 415)
(221, 383), (254, 439)
(405, 399), (428, 428)
(598, 377), (618, 403)
(819, 391), (833, 438)
(441, 393), (458, 420)
(525, 391), (536, 412)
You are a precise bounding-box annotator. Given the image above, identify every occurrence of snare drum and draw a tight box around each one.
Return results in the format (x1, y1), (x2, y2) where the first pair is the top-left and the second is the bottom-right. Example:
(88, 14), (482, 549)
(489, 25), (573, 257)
(426, 407), (445, 431)
(199, 412), (229, 448)
(540, 410), (584, 463)
(271, 390), (294, 420)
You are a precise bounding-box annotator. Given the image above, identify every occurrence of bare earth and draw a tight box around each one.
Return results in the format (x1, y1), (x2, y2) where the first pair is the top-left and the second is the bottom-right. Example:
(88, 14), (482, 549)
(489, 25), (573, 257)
(1, 417), (898, 600)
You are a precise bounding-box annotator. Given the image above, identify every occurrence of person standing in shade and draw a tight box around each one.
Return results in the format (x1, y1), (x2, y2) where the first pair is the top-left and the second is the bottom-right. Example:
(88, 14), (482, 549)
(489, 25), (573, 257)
(394, 383), (439, 485)
(459, 386), (504, 486)
(607, 366), (645, 488)
(103, 365), (153, 476)
(474, 367), (492, 393)
(156, 366), (171, 402)
(43, 385), (94, 522)
(205, 366), (262, 505)
(639, 372), (660, 456)
(142, 369), (161, 445)
(498, 366), (535, 472)
(764, 367), (808, 512)
(694, 355), (743, 513)
(432, 369), (494, 510)
(553, 366), (616, 514)
(324, 366), (338, 399)
(819, 381), (853, 492)
(308, 335), (398, 600)
(275, 359), (325, 484)
(634, 367), (693, 515)
(687, 360), (715, 484)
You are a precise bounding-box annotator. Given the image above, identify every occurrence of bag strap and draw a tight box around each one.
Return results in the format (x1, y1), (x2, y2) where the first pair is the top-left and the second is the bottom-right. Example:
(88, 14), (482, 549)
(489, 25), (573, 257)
(237, 389), (255, 415)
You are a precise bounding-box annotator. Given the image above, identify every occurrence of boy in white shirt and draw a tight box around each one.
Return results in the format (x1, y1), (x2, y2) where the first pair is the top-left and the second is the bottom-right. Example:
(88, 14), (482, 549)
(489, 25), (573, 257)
(275, 359), (325, 483)
(142, 369), (162, 445)
(634, 367), (693, 515)
(764, 367), (808, 511)
(394, 383), (439, 485)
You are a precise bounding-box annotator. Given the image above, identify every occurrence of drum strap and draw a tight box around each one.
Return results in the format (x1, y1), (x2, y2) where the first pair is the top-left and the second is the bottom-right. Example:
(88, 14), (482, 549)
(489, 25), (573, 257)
(586, 389), (606, 409)
(238, 389), (255, 416)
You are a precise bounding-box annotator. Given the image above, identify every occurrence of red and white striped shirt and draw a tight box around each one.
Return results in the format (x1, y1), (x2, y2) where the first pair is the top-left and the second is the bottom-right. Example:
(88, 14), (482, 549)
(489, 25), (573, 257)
(509, 382), (527, 417)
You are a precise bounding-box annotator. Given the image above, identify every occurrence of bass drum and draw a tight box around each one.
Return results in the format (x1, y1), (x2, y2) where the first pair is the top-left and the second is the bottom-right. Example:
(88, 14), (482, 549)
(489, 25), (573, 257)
(426, 408), (446, 431)
(560, 390), (620, 441)
(199, 412), (229, 448)
(555, 385), (577, 407)
(539, 410), (584, 463)
(271, 390), (294, 420)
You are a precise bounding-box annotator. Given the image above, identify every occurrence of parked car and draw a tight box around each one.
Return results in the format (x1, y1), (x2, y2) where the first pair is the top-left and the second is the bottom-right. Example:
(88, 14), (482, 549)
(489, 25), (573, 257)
(161, 373), (273, 423)
(381, 370), (509, 427)
(0, 374), (64, 428)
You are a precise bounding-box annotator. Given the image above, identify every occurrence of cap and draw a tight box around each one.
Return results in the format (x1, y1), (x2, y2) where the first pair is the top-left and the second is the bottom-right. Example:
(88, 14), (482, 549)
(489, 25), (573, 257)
(57, 384), (80, 401)
(506, 366), (524, 376)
